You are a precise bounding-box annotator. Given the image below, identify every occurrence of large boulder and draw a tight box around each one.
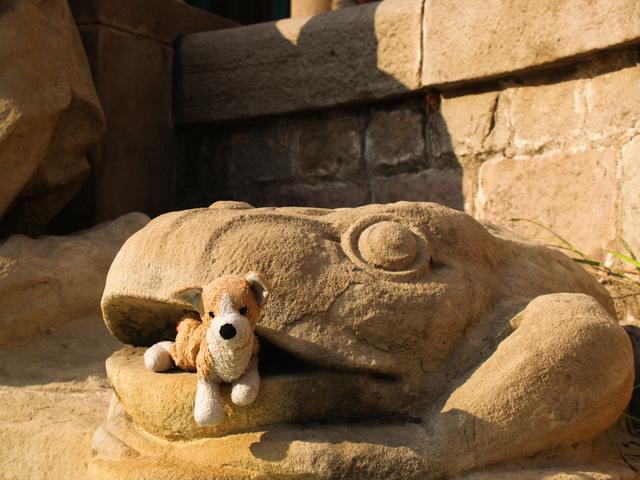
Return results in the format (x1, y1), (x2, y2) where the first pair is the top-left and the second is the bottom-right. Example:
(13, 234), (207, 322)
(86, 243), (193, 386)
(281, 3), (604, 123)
(93, 202), (635, 478)
(0, 212), (149, 347)
(0, 0), (104, 236)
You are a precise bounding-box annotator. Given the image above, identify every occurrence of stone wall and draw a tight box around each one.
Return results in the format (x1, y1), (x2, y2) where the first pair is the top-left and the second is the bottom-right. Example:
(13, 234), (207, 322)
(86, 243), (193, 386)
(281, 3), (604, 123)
(178, 95), (463, 211)
(175, 0), (640, 260)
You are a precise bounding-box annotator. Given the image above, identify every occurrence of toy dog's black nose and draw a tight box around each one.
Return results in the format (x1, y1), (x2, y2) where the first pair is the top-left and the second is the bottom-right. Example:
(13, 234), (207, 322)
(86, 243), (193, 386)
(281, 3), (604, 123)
(219, 323), (236, 340)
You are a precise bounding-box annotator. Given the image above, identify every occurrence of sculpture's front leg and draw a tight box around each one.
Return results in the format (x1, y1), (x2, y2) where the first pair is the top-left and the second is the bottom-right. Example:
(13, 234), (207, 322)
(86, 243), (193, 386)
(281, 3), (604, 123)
(231, 356), (260, 406)
(427, 293), (634, 475)
(194, 376), (225, 426)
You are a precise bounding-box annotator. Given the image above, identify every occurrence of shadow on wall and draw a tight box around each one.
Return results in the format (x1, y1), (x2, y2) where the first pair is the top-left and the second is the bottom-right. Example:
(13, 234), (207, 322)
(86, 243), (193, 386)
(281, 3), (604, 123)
(177, 3), (464, 211)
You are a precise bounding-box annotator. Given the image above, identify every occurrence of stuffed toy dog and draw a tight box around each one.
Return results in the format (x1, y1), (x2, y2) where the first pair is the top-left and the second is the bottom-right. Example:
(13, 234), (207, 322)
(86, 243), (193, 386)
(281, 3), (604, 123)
(143, 272), (268, 426)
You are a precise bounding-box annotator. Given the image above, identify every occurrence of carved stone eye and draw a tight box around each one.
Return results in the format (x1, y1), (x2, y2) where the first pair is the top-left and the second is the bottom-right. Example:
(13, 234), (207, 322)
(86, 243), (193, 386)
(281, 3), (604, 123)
(208, 311), (215, 318)
(357, 221), (418, 271)
(239, 306), (248, 315)
(341, 215), (430, 281)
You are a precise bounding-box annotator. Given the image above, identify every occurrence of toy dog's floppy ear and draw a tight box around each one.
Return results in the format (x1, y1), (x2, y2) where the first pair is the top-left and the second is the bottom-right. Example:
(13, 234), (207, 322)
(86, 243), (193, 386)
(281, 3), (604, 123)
(246, 272), (269, 307)
(172, 286), (204, 316)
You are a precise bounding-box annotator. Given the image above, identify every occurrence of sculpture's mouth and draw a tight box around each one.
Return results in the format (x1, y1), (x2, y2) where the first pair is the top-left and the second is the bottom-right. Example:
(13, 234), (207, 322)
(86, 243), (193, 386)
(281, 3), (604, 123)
(107, 339), (403, 441)
(256, 334), (396, 381)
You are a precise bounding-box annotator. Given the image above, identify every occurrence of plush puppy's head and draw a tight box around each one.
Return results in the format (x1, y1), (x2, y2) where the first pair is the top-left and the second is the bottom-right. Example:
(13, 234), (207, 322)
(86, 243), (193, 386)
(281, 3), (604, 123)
(174, 272), (269, 350)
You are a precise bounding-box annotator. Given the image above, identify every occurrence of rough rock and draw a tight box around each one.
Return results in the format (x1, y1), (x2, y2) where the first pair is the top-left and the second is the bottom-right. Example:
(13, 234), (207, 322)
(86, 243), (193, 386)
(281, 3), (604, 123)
(0, 212), (149, 346)
(95, 202), (634, 478)
(0, 0), (105, 236)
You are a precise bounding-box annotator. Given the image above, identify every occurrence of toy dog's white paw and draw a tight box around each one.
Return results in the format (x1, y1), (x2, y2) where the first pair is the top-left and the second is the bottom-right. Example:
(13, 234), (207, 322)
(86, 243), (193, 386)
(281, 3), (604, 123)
(144, 342), (175, 372)
(194, 378), (225, 426)
(231, 382), (259, 406)
(194, 402), (225, 426)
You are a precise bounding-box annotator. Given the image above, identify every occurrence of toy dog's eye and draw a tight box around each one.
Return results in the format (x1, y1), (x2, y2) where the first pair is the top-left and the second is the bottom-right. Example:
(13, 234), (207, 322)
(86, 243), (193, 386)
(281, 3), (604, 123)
(239, 306), (247, 315)
(208, 311), (215, 318)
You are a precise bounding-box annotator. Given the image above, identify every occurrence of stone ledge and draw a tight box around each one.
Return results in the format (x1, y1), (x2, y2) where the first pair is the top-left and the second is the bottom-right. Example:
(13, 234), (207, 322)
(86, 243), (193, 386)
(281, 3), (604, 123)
(175, 0), (640, 123)
(423, 0), (640, 87)
(175, 0), (422, 123)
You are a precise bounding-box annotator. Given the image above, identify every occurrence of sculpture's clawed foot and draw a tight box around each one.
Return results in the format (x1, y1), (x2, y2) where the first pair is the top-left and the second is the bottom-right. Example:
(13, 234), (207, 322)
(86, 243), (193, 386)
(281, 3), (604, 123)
(143, 341), (175, 372)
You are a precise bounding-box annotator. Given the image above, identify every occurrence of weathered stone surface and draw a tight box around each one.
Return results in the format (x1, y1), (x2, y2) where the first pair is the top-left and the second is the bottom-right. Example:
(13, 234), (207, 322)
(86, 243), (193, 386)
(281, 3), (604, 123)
(228, 121), (293, 183)
(295, 113), (362, 179)
(621, 136), (640, 252)
(107, 346), (399, 440)
(0, 212), (149, 346)
(97, 202), (633, 477)
(508, 79), (583, 153)
(370, 169), (465, 210)
(176, 0), (421, 123)
(366, 102), (424, 171)
(0, 312), (120, 480)
(428, 91), (502, 160)
(423, 0), (640, 87)
(476, 150), (617, 258)
(0, 0), (104, 236)
(585, 62), (640, 136)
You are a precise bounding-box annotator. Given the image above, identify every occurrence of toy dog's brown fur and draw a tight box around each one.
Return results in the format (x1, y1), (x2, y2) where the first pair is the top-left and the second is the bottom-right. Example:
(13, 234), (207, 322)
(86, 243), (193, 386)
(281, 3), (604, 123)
(171, 274), (263, 380)
(144, 272), (268, 425)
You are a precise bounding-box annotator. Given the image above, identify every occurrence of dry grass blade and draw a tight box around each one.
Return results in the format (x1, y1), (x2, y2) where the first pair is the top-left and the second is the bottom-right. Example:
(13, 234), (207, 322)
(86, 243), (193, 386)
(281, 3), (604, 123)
(619, 237), (638, 261)
(511, 218), (640, 288)
(607, 250), (640, 272)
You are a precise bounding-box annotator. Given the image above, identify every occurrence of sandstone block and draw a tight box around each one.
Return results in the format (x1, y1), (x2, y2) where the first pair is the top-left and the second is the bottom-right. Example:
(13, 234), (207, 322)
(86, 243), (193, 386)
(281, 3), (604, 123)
(585, 62), (640, 136)
(294, 113), (363, 179)
(370, 170), (464, 210)
(0, 212), (149, 346)
(621, 136), (640, 252)
(176, 0), (422, 123)
(508, 78), (583, 153)
(423, 0), (640, 86)
(476, 149), (617, 258)
(366, 102), (424, 171)
(428, 91), (506, 160)
(228, 121), (293, 182)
